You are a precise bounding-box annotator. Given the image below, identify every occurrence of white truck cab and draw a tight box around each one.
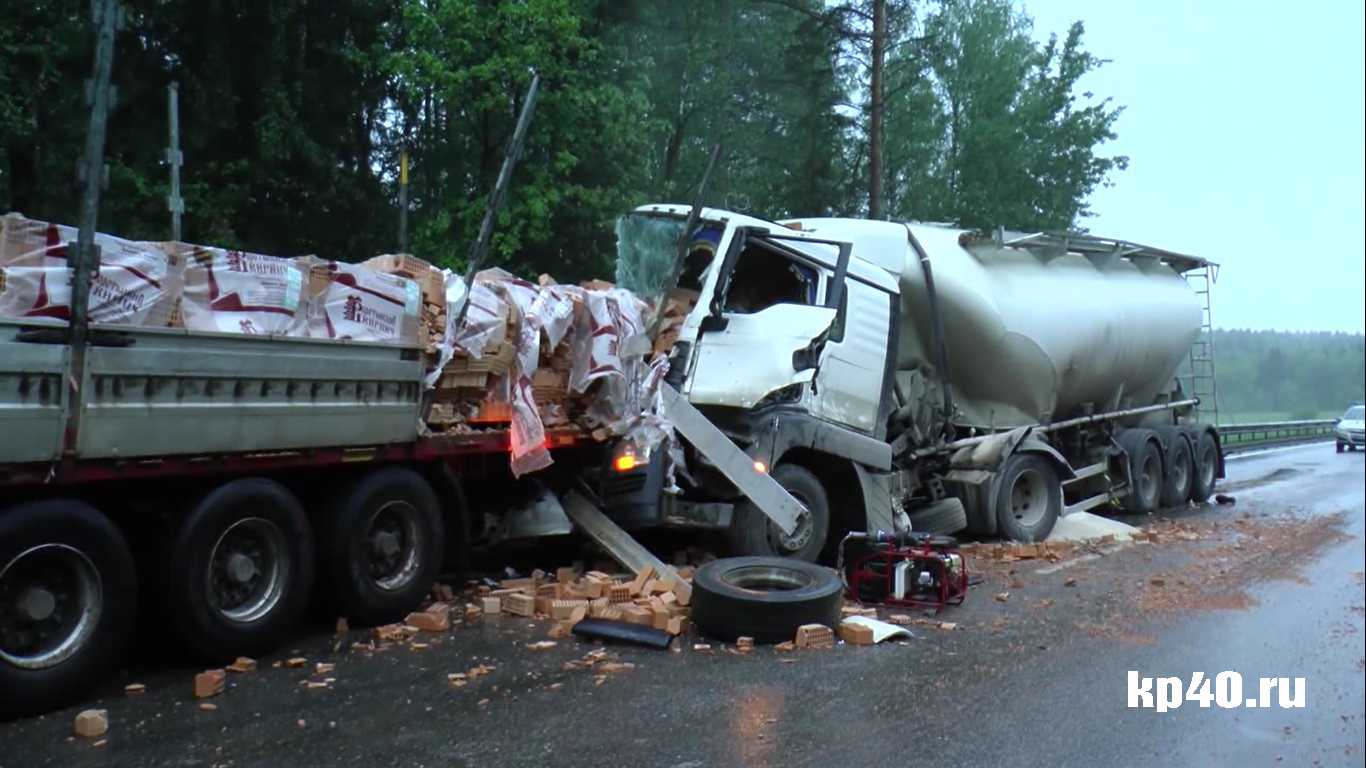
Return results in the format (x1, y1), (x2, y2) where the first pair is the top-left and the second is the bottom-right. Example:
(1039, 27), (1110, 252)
(600, 203), (1225, 563)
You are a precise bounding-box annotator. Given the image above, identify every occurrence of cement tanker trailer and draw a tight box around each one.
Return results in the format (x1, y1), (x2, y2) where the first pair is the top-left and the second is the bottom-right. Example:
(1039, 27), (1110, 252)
(597, 204), (1225, 556)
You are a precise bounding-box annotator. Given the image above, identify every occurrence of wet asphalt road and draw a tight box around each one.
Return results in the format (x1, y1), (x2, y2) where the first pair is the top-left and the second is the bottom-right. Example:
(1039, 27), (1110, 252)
(1, 442), (1362, 768)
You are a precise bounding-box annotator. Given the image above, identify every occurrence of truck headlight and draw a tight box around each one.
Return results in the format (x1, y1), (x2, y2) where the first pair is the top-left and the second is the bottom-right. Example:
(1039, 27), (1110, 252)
(611, 439), (650, 472)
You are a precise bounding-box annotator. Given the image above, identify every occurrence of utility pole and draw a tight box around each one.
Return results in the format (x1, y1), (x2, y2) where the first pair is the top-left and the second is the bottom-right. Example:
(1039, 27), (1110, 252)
(167, 81), (184, 241)
(868, 0), (886, 220)
(398, 146), (409, 254)
(64, 0), (122, 456)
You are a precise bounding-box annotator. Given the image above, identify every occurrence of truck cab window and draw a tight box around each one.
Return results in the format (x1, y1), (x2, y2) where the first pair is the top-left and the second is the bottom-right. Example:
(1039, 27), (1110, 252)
(724, 242), (817, 314)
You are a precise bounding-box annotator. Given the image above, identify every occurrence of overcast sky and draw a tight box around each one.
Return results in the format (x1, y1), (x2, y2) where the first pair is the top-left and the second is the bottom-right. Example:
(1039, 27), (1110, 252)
(1021, 0), (1365, 333)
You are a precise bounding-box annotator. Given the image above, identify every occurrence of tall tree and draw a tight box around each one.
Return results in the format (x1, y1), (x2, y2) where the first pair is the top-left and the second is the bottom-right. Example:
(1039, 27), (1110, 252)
(886, 0), (1127, 230)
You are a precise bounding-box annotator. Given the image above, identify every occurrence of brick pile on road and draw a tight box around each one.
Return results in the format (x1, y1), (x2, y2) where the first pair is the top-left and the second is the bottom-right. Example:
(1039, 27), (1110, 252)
(373, 564), (697, 648)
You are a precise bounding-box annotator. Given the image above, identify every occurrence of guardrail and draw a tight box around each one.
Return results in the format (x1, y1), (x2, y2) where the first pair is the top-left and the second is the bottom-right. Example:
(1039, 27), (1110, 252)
(1218, 420), (1337, 450)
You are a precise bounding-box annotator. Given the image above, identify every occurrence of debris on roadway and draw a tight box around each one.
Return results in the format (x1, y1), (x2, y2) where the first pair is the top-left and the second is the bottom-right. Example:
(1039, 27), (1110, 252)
(73, 709), (107, 738)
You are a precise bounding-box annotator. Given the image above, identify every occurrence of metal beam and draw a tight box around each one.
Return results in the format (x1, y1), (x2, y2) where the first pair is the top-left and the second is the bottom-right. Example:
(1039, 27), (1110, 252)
(658, 384), (804, 535)
(561, 491), (692, 605)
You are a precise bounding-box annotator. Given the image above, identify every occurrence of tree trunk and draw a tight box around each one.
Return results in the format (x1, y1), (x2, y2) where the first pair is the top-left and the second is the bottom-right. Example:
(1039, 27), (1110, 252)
(868, 0), (886, 220)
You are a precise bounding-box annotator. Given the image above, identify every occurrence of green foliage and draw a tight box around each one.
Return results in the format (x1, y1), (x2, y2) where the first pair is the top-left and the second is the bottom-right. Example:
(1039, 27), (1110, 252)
(2, 0), (1132, 278)
(884, 0), (1127, 230)
(1181, 330), (1366, 422)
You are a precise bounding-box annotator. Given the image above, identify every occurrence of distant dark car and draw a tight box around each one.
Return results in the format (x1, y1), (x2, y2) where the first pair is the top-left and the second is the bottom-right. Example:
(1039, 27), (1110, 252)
(1335, 404), (1365, 452)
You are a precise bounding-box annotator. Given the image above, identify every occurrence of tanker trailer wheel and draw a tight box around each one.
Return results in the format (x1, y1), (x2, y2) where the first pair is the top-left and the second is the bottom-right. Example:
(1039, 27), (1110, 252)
(1120, 432), (1164, 515)
(163, 478), (314, 663)
(1156, 429), (1195, 509)
(726, 464), (829, 564)
(993, 454), (1063, 542)
(1188, 430), (1220, 503)
(0, 500), (137, 721)
(907, 497), (969, 535)
(316, 467), (444, 626)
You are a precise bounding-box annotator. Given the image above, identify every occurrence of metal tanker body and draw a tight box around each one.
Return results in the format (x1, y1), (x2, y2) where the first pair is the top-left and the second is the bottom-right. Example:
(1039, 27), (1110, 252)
(898, 223), (1204, 430)
(790, 218), (1207, 432)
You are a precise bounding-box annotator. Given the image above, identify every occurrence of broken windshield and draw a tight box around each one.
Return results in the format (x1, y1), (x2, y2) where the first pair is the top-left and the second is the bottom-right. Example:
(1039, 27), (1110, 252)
(614, 213), (724, 300)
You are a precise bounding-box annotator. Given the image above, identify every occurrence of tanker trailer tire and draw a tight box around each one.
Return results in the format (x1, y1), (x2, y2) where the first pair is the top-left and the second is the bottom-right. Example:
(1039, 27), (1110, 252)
(689, 556), (844, 644)
(0, 500), (137, 721)
(727, 464), (829, 563)
(994, 454), (1062, 542)
(1120, 433), (1163, 515)
(1189, 430), (1220, 504)
(316, 467), (444, 627)
(907, 498), (968, 535)
(163, 478), (314, 663)
(1157, 430), (1195, 509)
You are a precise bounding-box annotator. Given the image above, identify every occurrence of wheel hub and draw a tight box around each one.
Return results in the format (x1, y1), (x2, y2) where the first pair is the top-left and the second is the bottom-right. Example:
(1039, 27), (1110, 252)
(366, 502), (421, 592)
(0, 544), (102, 670)
(773, 508), (813, 553)
(226, 553), (258, 584)
(208, 518), (288, 624)
(18, 587), (57, 622)
(372, 530), (401, 560)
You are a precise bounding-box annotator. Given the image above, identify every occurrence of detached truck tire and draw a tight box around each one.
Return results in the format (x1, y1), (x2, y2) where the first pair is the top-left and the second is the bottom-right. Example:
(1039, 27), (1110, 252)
(689, 556), (843, 644)
(0, 500), (137, 721)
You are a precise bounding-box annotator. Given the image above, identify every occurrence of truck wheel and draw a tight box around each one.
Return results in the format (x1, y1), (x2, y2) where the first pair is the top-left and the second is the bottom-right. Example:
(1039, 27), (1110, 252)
(0, 500), (136, 721)
(164, 478), (314, 662)
(1158, 433), (1194, 509)
(317, 467), (444, 626)
(994, 453), (1062, 542)
(1189, 430), (1219, 503)
(1336, 441), (1344, 453)
(689, 556), (844, 643)
(1121, 436), (1163, 514)
(727, 464), (829, 563)
(907, 498), (968, 534)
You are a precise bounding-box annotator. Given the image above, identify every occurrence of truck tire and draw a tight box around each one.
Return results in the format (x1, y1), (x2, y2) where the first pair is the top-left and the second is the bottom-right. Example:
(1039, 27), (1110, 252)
(163, 478), (314, 663)
(1157, 431), (1194, 509)
(1121, 434), (1163, 515)
(907, 498), (968, 535)
(994, 453), (1062, 542)
(316, 467), (444, 626)
(727, 464), (829, 563)
(1189, 430), (1219, 503)
(0, 500), (137, 721)
(689, 556), (844, 644)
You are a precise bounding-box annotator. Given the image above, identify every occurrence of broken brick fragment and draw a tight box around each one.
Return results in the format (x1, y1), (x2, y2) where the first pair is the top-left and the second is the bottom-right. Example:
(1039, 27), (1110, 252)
(226, 657), (256, 674)
(794, 624), (834, 649)
(406, 608), (450, 632)
(74, 709), (108, 738)
(194, 669), (226, 698)
(504, 593), (536, 617)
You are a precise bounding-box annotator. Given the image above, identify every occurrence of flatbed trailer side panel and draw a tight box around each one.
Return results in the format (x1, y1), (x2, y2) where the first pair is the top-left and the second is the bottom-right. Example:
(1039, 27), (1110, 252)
(0, 428), (591, 488)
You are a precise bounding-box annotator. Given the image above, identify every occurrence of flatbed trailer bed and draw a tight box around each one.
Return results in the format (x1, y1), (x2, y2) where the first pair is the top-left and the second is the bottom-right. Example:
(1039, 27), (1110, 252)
(0, 316), (602, 720)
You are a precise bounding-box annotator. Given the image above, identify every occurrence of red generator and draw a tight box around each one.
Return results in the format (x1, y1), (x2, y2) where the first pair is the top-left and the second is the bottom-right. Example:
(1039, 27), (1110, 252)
(841, 531), (968, 611)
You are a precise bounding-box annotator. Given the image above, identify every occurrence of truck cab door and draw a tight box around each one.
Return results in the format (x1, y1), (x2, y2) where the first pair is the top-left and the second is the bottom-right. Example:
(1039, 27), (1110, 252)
(684, 229), (848, 409)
